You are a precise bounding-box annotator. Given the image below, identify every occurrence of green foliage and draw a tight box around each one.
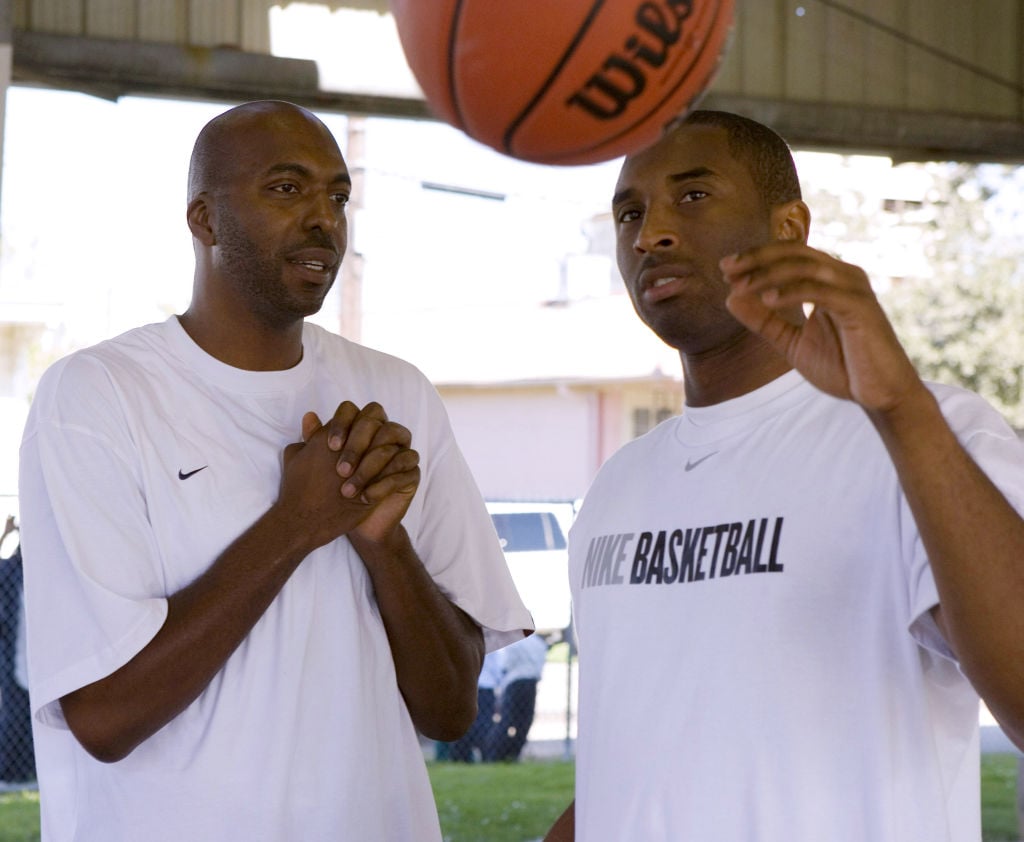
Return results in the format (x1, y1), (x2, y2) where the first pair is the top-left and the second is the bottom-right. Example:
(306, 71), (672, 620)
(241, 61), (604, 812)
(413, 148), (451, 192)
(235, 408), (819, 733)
(802, 157), (1024, 430)
(879, 163), (1024, 429)
(885, 268), (1024, 427)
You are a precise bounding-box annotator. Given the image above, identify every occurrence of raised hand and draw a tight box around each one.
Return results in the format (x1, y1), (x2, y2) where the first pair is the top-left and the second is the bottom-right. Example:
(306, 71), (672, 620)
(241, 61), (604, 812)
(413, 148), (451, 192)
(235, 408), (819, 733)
(720, 243), (925, 413)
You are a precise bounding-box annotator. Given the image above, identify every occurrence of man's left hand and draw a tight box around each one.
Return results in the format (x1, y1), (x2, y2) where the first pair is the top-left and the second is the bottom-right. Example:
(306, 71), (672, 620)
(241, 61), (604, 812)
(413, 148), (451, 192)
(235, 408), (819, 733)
(720, 243), (924, 413)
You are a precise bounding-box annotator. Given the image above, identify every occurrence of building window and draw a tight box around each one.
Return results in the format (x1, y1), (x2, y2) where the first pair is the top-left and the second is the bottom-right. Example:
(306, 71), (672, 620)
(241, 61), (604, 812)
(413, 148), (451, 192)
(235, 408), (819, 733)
(632, 404), (676, 438)
(632, 407), (651, 437)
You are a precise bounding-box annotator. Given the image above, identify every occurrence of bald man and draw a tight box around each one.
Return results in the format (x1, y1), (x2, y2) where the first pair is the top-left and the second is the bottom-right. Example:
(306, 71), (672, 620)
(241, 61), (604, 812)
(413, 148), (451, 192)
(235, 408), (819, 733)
(19, 101), (532, 842)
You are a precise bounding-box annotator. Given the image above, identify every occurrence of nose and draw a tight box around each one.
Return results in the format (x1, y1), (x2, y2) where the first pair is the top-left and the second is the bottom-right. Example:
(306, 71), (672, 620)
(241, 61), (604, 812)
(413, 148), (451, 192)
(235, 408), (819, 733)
(633, 205), (678, 254)
(303, 191), (341, 233)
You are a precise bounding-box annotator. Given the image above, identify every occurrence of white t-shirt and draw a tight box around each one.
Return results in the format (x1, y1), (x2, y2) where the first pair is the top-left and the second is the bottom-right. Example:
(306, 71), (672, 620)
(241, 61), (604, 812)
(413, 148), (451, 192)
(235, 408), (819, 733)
(19, 317), (532, 842)
(569, 371), (1024, 842)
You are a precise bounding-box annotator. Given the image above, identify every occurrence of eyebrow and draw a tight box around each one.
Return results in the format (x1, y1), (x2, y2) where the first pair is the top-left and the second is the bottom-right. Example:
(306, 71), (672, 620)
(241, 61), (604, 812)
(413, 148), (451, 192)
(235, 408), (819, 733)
(668, 166), (715, 184)
(611, 166), (717, 207)
(266, 162), (352, 186)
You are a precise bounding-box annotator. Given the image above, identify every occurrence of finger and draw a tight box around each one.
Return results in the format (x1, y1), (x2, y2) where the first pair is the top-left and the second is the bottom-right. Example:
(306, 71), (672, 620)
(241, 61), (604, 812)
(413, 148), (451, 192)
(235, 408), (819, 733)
(366, 420), (412, 452)
(301, 411), (323, 442)
(359, 465), (422, 505)
(341, 445), (420, 499)
(335, 403), (392, 478)
(723, 246), (868, 298)
(338, 421), (412, 484)
(720, 241), (815, 275)
(723, 252), (828, 289)
(725, 288), (800, 352)
(324, 401), (362, 453)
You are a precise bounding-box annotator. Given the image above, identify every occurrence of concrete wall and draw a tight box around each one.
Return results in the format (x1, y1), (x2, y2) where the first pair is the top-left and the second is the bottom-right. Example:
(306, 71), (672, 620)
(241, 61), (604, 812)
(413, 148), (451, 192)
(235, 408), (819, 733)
(439, 377), (684, 503)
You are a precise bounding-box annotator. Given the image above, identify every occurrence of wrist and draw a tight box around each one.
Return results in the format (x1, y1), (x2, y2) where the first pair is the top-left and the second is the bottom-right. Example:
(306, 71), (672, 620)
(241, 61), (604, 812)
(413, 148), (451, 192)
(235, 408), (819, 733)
(350, 522), (410, 555)
(865, 381), (939, 436)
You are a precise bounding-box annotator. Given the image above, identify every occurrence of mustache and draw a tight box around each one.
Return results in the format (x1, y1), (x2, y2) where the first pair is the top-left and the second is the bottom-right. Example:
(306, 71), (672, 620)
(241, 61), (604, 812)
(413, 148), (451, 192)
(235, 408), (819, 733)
(290, 231), (340, 254)
(637, 254), (693, 274)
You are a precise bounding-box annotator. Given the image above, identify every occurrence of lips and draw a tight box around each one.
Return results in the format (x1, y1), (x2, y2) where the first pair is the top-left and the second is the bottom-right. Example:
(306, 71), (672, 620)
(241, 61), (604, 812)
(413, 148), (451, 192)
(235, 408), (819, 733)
(286, 247), (339, 277)
(636, 263), (695, 304)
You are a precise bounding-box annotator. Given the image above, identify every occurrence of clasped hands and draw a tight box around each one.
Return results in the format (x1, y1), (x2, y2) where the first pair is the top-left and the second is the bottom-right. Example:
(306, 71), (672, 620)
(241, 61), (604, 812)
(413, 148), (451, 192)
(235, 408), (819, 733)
(279, 401), (420, 548)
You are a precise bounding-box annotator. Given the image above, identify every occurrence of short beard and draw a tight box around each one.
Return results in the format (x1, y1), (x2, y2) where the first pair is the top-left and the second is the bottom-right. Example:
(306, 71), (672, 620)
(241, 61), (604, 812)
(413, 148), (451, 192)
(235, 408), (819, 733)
(215, 212), (333, 330)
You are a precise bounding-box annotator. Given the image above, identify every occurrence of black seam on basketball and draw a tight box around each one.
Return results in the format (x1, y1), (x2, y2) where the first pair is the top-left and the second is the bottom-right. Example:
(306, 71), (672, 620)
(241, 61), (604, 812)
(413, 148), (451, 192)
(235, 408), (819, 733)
(500, 0), (606, 155)
(524, 0), (732, 164)
(448, 0), (468, 128)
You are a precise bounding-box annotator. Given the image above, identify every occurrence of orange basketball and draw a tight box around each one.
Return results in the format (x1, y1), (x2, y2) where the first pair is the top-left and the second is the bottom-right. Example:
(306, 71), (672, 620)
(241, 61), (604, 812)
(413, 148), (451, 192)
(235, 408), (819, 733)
(389, 0), (735, 166)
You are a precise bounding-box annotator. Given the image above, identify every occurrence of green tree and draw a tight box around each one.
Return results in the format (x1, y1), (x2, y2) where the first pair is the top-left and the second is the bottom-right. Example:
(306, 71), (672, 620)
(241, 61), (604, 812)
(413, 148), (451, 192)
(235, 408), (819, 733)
(880, 163), (1024, 430)
(802, 157), (1024, 431)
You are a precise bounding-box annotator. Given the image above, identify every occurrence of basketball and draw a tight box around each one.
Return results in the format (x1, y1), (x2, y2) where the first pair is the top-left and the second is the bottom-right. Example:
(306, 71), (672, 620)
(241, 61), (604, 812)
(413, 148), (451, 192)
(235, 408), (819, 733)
(389, 0), (736, 166)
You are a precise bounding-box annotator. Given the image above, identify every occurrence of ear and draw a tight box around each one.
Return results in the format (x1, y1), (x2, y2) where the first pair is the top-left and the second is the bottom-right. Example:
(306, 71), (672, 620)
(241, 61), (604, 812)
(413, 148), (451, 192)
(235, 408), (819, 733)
(187, 196), (216, 246)
(771, 199), (811, 244)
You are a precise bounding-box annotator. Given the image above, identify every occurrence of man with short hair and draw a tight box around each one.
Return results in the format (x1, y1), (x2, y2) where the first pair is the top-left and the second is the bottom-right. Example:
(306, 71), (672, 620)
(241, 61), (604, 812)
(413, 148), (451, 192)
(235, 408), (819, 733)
(546, 110), (1024, 842)
(20, 100), (532, 841)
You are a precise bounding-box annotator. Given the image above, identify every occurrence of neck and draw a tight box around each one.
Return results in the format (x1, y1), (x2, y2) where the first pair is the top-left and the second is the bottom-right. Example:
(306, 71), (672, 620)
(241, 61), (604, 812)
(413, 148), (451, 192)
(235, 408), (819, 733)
(680, 334), (793, 407)
(178, 308), (305, 371)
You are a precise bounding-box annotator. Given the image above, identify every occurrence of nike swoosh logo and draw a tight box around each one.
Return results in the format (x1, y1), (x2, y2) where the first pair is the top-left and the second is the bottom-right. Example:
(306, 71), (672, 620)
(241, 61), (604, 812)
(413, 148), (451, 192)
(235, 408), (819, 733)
(178, 466), (208, 480)
(684, 452), (718, 472)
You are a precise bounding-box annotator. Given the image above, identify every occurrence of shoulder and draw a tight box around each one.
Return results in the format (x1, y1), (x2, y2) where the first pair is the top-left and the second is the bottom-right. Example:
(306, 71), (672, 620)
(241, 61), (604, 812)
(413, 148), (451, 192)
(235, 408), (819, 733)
(304, 323), (433, 387)
(301, 325), (457, 453)
(28, 323), (172, 432)
(926, 380), (1020, 441)
(36, 324), (162, 394)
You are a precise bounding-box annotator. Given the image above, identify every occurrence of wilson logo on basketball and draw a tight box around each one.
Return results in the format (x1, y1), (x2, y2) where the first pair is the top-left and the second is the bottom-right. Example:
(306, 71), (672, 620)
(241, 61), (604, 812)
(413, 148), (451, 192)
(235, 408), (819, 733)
(391, 0), (733, 164)
(567, 0), (696, 120)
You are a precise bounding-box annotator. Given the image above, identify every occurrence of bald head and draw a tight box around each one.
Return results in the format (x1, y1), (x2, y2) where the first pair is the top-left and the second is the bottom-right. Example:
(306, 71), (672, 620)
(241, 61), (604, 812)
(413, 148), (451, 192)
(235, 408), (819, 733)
(187, 101), (340, 203)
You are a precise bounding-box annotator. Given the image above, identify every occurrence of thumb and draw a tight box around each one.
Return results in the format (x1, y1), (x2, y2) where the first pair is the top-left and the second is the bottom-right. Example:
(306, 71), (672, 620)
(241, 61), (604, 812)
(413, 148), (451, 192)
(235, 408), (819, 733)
(282, 440), (305, 468)
(301, 411), (323, 442)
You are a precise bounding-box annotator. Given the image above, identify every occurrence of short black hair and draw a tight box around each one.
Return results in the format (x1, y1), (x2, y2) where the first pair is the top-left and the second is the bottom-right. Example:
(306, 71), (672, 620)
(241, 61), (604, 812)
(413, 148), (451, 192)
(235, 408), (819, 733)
(677, 110), (802, 209)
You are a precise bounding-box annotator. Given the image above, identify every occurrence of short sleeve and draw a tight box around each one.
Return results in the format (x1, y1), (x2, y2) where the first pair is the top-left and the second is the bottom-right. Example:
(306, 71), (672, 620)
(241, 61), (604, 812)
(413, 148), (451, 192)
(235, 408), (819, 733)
(907, 387), (1024, 660)
(402, 388), (533, 653)
(19, 357), (168, 727)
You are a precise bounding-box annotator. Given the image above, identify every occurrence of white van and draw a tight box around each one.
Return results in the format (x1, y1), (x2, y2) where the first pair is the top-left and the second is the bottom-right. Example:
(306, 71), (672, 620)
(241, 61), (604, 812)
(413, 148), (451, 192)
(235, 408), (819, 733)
(486, 500), (576, 635)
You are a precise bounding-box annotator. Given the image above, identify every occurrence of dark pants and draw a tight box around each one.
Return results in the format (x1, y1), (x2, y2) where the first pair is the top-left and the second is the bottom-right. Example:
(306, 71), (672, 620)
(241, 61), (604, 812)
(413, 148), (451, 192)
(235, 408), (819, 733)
(447, 687), (496, 762)
(485, 679), (538, 762)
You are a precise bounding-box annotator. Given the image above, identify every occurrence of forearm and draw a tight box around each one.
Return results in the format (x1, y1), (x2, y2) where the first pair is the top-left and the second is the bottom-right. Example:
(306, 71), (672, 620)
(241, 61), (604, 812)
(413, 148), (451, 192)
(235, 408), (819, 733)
(544, 801), (575, 842)
(351, 526), (484, 741)
(60, 504), (310, 762)
(869, 386), (1024, 736)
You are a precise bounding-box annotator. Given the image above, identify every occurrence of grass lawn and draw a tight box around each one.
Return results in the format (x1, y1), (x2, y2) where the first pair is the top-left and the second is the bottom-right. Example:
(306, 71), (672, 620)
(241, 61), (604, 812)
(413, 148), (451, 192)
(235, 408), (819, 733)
(429, 760), (574, 842)
(983, 753), (1021, 842)
(0, 790), (39, 842)
(0, 755), (1018, 841)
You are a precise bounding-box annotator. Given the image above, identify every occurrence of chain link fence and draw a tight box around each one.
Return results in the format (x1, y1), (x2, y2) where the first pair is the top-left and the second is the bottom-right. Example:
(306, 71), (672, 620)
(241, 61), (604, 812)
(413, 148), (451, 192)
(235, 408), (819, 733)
(433, 632), (577, 765)
(0, 534), (36, 790)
